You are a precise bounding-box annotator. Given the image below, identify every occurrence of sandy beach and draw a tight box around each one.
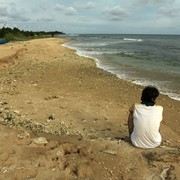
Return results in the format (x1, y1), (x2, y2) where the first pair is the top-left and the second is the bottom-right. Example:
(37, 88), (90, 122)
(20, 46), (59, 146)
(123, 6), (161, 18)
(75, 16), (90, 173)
(0, 38), (179, 179)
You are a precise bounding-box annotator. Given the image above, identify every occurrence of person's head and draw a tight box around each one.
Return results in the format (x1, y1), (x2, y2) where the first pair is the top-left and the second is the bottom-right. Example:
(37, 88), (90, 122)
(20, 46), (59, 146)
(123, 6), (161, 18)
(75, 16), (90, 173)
(141, 86), (159, 103)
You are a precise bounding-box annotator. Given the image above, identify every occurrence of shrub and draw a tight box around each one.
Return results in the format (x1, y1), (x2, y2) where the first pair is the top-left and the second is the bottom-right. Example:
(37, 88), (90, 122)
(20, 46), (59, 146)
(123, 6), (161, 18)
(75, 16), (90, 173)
(4, 33), (15, 40)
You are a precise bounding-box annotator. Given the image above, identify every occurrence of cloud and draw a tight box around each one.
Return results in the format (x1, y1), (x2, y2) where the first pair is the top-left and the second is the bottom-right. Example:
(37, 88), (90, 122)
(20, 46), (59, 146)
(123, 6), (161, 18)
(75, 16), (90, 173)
(104, 6), (129, 21)
(78, 16), (92, 22)
(84, 2), (96, 9)
(55, 4), (77, 16)
(0, 0), (179, 34)
(128, 0), (177, 6)
(0, 19), (5, 23)
(65, 7), (77, 16)
(159, 7), (180, 17)
(9, 13), (30, 22)
(151, 0), (176, 3)
(8, 5), (30, 22)
(0, 4), (30, 22)
(55, 3), (65, 11)
(0, 7), (8, 17)
(135, 0), (176, 4)
(67, 1), (96, 11)
(38, 17), (54, 22)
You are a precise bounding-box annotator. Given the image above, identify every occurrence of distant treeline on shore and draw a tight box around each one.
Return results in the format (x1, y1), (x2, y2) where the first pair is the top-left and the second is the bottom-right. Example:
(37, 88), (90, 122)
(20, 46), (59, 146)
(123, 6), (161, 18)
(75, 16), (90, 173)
(0, 27), (65, 40)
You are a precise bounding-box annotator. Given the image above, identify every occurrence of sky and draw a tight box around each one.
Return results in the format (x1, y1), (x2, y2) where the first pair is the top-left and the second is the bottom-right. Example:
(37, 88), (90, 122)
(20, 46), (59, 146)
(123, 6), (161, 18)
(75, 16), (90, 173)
(0, 0), (180, 34)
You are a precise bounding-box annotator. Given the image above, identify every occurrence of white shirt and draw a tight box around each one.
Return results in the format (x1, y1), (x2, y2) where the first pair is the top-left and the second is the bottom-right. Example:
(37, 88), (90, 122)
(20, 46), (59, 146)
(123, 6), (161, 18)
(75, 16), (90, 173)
(131, 104), (163, 148)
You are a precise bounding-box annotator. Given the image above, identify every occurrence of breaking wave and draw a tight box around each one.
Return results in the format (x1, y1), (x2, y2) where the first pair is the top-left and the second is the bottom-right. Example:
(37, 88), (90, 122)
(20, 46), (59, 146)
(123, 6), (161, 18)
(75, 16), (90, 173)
(123, 38), (143, 42)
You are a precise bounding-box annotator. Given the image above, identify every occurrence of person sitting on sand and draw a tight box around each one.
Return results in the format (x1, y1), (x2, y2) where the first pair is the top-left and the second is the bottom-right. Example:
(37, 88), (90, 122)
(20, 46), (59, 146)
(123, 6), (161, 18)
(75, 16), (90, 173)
(128, 86), (163, 148)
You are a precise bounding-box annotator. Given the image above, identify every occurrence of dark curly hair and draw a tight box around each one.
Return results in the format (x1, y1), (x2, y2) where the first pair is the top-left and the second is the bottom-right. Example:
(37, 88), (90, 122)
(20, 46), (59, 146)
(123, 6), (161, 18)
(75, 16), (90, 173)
(141, 86), (159, 102)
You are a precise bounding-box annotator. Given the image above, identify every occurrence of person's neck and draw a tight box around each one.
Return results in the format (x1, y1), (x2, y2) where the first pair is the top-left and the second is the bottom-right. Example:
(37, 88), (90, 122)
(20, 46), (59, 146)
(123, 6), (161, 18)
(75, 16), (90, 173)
(141, 101), (155, 106)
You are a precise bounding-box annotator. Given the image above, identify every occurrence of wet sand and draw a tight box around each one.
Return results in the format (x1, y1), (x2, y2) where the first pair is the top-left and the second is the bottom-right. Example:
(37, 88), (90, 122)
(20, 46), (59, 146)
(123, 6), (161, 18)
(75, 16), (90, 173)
(0, 38), (179, 179)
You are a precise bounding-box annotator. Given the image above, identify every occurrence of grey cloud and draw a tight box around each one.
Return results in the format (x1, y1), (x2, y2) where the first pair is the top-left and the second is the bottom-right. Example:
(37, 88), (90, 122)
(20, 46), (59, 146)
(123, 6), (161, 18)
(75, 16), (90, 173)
(72, 1), (96, 11)
(84, 2), (96, 9)
(39, 4), (49, 11)
(159, 7), (180, 17)
(65, 7), (77, 16)
(55, 4), (77, 16)
(9, 14), (30, 22)
(38, 17), (54, 22)
(0, 18), (6, 24)
(0, 3), (30, 22)
(55, 3), (65, 11)
(78, 16), (91, 22)
(155, 0), (176, 2)
(104, 6), (129, 21)
(151, 0), (176, 3)
(8, 6), (30, 22)
(131, 0), (176, 5)
(0, 7), (8, 17)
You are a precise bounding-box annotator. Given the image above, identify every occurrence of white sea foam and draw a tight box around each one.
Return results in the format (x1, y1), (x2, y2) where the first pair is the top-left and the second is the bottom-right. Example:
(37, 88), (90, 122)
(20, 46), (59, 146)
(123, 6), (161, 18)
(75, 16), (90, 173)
(62, 40), (180, 102)
(63, 42), (118, 56)
(61, 43), (77, 50)
(123, 38), (143, 42)
(161, 92), (180, 101)
(131, 80), (180, 101)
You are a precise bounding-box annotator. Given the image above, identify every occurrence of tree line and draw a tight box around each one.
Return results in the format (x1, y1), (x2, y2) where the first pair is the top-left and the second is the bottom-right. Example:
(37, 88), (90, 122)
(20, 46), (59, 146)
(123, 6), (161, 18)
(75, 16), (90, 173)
(0, 27), (65, 40)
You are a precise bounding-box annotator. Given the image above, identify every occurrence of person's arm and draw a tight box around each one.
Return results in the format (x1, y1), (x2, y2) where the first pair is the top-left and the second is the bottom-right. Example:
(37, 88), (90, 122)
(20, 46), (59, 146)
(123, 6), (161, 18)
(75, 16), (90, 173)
(128, 105), (134, 137)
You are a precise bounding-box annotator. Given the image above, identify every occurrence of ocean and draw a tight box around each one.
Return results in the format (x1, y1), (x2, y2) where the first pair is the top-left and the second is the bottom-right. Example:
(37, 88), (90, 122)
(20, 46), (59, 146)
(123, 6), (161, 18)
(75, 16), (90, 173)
(61, 34), (180, 101)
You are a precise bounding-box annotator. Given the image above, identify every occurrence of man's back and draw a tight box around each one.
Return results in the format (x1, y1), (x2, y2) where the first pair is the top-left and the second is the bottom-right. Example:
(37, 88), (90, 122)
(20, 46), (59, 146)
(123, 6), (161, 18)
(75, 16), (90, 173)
(131, 104), (163, 148)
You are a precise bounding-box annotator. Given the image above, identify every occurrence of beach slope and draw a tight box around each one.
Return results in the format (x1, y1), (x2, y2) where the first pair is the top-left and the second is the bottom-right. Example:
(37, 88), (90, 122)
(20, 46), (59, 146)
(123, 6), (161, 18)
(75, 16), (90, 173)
(0, 38), (179, 179)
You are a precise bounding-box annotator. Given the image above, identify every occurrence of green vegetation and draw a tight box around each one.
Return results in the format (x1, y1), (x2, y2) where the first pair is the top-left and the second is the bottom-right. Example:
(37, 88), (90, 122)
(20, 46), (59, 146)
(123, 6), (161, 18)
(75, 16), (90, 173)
(0, 27), (65, 41)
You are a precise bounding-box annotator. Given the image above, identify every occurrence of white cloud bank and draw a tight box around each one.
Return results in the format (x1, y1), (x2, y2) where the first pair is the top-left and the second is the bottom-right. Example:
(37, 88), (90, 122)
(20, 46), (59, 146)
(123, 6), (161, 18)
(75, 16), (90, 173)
(0, 0), (179, 34)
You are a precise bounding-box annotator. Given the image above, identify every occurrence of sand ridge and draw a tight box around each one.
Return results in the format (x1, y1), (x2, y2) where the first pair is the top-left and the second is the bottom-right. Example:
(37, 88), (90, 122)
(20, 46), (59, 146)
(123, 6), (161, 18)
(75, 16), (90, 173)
(0, 38), (179, 179)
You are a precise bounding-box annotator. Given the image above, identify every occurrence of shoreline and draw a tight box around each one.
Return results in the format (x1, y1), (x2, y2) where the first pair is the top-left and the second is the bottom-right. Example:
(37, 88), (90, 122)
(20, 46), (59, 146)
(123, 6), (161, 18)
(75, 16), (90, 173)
(62, 40), (180, 102)
(0, 38), (179, 179)
(0, 37), (179, 134)
(62, 39), (180, 135)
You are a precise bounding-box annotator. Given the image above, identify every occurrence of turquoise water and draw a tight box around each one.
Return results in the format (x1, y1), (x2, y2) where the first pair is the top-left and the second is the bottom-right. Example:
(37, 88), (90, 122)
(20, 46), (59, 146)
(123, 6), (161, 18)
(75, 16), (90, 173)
(62, 34), (180, 101)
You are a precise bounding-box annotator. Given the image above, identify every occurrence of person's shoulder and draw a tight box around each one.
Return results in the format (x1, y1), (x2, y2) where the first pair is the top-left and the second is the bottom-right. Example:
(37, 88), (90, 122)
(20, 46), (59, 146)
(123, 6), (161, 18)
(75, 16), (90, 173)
(129, 103), (140, 112)
(155, 105), (163, 111)
(134, 103), (142, 108)
(134, 103), (142, 106)
(129, 104), (135, 112)
(155, 104), (163, 108)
